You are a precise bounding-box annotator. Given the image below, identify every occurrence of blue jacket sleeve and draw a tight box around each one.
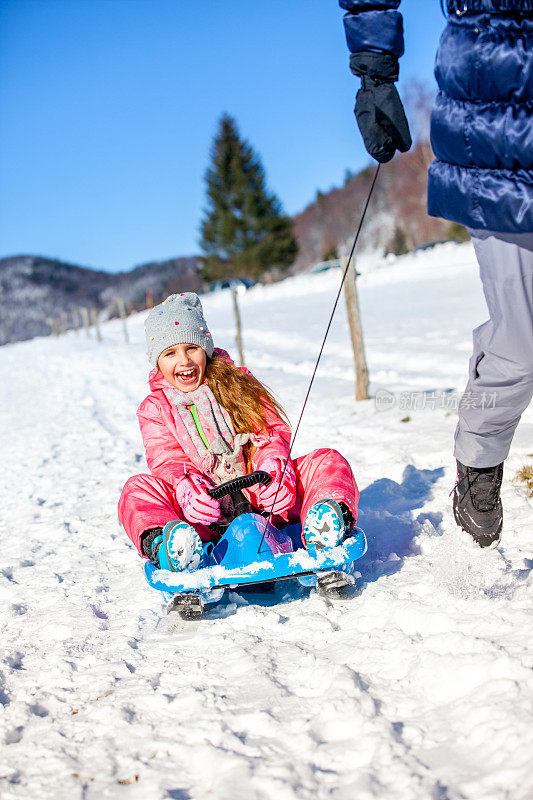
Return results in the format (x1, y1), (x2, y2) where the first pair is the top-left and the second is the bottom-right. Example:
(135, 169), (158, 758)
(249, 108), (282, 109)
(340, 1), (404, 59)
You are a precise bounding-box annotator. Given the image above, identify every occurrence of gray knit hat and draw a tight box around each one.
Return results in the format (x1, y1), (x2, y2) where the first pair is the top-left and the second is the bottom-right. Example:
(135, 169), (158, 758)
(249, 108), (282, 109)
(145, 292), (214, 366)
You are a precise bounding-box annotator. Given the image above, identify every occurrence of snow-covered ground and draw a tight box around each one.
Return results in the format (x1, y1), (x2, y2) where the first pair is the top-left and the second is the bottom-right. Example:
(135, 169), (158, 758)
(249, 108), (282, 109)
(1, 242), (532, 800)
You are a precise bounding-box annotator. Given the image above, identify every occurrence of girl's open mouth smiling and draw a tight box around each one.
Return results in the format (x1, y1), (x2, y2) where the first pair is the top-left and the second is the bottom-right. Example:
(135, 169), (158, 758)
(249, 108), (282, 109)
(175, 368), (198, 384)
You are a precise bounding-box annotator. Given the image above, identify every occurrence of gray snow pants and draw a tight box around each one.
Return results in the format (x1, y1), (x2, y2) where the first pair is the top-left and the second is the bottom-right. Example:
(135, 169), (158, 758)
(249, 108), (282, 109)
(454, 229), (533, 469)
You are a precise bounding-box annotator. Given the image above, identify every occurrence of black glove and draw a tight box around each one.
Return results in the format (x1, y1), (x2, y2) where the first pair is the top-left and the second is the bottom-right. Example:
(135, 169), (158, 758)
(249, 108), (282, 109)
(350, 51), (412, 164)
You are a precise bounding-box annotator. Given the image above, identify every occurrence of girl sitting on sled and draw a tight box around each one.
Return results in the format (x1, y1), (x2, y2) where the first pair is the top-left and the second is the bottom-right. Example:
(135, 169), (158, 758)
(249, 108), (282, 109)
(118, 293), (360, 571)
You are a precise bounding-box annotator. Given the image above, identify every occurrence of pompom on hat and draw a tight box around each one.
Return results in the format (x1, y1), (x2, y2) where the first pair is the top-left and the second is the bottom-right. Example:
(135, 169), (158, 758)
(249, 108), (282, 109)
(145, 293), (214, 366)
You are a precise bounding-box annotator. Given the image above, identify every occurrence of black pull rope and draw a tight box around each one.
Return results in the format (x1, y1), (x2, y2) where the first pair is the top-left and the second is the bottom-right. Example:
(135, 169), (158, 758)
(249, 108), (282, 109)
(257, 162), (382, 553)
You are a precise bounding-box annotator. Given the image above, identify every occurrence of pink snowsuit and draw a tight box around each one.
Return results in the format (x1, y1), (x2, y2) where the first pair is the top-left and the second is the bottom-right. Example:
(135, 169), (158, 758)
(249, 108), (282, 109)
(118, 351), (359, 556)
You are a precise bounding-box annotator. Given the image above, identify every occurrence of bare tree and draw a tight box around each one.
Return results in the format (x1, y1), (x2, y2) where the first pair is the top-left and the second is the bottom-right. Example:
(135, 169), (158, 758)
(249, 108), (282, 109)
(403, 79), (436, 170)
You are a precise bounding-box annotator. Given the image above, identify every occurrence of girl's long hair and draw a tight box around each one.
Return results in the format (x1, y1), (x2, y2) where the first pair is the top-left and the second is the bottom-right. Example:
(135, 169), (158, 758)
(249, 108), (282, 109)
(203, 355), (288, 469)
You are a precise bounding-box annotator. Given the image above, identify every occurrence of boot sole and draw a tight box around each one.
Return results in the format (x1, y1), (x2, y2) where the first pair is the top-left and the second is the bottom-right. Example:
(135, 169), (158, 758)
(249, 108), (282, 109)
(303, 499), (344, 550)
(162, 521), (203, 571)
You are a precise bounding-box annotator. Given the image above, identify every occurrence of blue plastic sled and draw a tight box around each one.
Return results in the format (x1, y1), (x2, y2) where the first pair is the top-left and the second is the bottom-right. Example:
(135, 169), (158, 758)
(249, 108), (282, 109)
(143, 471), (367, 616)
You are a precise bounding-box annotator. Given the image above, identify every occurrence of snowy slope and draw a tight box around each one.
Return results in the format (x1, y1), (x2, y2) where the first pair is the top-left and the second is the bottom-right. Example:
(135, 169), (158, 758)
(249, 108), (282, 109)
(1, 242), (532, 800)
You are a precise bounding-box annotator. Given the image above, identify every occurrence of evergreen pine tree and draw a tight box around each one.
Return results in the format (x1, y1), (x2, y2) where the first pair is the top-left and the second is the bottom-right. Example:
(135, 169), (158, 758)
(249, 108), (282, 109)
(386, 225), (410, 257)
(200, 114), (298, 281)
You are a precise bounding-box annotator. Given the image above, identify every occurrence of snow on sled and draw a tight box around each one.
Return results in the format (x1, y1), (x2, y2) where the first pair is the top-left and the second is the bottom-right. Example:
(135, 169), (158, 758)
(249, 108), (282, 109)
(144, 471), (367, 619)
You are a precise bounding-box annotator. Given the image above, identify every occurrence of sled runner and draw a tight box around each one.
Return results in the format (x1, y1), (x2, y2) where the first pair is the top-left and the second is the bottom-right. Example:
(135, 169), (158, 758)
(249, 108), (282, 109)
(144, 471), (367, 618)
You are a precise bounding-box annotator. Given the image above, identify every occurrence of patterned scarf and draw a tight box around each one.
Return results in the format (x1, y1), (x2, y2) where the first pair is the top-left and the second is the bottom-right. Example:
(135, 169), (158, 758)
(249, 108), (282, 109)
(163, 383), (261, 485)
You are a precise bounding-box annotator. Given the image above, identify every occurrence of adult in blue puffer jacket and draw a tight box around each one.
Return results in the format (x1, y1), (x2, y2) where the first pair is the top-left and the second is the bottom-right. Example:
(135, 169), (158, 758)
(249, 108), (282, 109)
(340, 0), (533, 548)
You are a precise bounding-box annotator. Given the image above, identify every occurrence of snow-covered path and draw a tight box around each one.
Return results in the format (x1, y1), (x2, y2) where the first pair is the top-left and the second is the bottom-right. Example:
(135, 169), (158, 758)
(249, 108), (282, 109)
(1, 244), (532, 800)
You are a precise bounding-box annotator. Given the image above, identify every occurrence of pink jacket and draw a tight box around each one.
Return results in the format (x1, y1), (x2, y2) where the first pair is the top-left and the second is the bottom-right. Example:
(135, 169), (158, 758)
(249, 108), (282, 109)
(136, 348), (292, 509)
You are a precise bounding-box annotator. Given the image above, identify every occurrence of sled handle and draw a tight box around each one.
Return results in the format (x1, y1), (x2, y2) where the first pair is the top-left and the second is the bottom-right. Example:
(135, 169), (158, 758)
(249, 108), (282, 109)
(207, 470), (272, 501)
(206, 471), (273, 532)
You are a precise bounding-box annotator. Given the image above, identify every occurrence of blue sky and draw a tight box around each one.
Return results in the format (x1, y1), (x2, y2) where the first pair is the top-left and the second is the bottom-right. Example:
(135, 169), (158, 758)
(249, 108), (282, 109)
(0, 0), (446, 273)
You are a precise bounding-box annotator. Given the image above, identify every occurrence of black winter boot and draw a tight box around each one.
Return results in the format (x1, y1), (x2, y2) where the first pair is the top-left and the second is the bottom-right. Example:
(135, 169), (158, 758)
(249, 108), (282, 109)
(453, 460), (503, 548)
(141, 527), (164, 566)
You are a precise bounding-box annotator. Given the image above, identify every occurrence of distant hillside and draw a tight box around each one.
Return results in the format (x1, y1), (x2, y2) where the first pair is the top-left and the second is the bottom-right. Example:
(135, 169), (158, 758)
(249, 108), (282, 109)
(291, 142), (450, 272)
(0, 255), (201, 346)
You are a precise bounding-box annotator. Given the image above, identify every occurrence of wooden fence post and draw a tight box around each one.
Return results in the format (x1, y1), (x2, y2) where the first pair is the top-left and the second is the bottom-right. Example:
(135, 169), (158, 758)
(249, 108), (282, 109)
(342, 254), (369, 401)
(72, 308), (80, 335)
(90, 308), (102, 342)
(117, 297), (130, 344)
(80, 307), (91, 338)
(232, 288), (245, 367)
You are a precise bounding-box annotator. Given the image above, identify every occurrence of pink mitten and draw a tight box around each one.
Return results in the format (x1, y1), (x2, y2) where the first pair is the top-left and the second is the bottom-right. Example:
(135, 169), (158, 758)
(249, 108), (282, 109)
(256, 457), (297, 515)
(175, 473), (221, 525)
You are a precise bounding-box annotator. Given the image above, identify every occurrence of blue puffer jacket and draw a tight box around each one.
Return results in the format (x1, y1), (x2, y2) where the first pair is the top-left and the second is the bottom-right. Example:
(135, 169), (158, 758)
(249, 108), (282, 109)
(340, 0), (533, 234)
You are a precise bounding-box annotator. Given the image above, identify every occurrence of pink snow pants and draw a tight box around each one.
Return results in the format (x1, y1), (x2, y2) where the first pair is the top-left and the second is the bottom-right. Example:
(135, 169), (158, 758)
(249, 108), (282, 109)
(118, 448), (359, 557)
